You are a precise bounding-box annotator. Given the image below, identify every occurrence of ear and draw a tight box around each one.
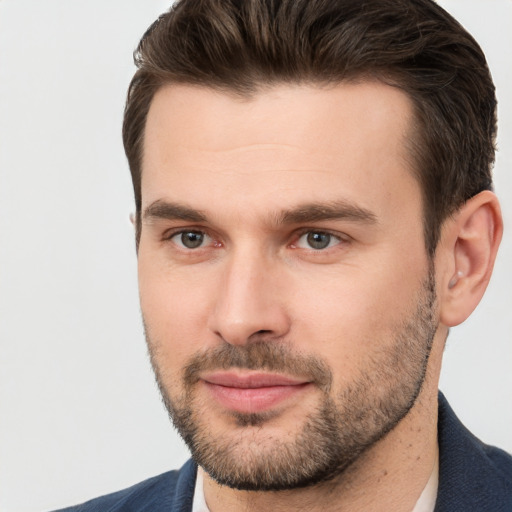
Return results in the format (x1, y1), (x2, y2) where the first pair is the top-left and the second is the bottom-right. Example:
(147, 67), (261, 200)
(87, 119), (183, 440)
(437, 190), (503, 327)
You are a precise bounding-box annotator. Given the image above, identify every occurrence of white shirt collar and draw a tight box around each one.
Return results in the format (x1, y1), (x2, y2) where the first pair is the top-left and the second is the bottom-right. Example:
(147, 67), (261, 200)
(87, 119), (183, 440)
(192, 467), (209, 512)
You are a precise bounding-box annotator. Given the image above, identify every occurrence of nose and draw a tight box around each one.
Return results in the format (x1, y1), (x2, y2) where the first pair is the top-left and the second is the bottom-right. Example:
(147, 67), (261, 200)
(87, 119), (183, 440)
(207, 249), (291, 346)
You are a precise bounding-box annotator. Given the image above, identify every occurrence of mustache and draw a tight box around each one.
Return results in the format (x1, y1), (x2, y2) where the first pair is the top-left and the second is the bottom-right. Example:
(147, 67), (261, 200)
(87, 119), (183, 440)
(183, 342), (332, 392)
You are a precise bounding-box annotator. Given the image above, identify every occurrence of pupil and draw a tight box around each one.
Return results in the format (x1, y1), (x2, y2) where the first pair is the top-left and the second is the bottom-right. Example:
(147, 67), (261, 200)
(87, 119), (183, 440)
(182, 232), (204, 248)
(307, 232), (330, 249)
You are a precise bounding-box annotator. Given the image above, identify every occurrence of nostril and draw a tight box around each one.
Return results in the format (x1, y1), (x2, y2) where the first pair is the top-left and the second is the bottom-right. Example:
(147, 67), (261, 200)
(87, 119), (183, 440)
(247, 330), (275, 343)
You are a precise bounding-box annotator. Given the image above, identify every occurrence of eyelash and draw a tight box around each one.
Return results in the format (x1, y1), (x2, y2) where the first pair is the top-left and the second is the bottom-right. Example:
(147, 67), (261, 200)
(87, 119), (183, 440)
(290, 229), (346, 251)
(163, 229), (218, 250)
(163, 227), (349, 252)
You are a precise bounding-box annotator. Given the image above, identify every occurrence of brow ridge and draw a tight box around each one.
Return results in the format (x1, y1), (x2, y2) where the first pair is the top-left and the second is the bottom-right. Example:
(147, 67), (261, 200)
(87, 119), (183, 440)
(143, 200), (207, 223)
(142, 199), (377, 226)
(279, 200), (377, 225)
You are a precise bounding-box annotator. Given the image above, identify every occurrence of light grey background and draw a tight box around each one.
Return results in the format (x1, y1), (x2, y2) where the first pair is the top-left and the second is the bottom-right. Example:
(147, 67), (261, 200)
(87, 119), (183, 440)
(0, 1), (510, 511)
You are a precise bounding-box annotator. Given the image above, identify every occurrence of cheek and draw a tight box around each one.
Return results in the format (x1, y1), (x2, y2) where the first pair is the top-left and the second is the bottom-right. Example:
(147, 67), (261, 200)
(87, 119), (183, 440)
(288, 262), (425, 378)
(138, 256), (214, 368)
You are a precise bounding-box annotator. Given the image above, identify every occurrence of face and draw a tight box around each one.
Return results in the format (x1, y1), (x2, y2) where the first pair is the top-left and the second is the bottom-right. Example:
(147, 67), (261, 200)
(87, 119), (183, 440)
(138, 82), (438, 490)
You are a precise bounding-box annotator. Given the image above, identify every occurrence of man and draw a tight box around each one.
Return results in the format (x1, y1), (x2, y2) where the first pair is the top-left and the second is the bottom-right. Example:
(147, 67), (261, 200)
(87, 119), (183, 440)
(58, 0), (512, 510)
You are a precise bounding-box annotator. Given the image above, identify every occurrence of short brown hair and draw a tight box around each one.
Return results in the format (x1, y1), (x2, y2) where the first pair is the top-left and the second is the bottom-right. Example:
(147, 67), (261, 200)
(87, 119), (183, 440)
(123, 0), (497, 255)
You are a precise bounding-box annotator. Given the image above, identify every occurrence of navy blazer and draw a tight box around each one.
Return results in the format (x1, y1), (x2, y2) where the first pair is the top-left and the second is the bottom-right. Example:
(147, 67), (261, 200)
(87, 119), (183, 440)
(55, 393), (512, 511)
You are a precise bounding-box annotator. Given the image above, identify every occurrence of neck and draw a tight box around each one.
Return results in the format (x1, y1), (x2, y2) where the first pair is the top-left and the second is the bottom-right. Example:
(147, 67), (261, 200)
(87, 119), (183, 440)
(202, 335), (444, 512)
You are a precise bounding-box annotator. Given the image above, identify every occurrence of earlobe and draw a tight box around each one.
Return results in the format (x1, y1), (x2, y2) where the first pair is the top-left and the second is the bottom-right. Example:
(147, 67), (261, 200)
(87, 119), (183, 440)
(438, 191), (503, 327)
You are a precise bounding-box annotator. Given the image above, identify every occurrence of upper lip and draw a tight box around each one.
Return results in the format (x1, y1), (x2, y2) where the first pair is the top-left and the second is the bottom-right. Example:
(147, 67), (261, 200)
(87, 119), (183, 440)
(201, 371), (309, 388)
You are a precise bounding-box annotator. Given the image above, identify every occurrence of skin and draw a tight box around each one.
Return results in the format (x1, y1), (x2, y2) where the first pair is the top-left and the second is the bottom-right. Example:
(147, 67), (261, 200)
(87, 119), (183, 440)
(137, 82), (502, 511)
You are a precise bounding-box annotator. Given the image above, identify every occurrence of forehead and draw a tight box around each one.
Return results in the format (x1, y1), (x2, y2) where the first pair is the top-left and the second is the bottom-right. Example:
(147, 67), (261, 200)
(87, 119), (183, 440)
(141, 82), (420, 223)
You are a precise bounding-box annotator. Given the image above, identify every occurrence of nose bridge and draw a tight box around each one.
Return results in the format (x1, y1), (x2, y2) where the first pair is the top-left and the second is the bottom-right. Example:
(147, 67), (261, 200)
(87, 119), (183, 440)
(209, 243), (289, 345)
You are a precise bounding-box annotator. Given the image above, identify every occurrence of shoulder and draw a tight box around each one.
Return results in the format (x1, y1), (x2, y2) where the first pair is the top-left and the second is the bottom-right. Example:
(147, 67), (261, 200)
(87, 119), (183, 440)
(436, 392), (512, 512)
(52, 460), (197, 512)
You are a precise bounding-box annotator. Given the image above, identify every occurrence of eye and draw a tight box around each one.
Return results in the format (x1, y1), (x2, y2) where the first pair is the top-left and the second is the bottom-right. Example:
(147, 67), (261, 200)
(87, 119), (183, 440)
(295, 231), (341, 250)
(170, 230), (210, 249)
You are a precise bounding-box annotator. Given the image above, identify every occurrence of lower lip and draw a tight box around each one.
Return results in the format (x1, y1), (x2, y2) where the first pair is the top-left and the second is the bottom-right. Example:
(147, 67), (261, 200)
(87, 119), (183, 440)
(203, 381), (311, 414)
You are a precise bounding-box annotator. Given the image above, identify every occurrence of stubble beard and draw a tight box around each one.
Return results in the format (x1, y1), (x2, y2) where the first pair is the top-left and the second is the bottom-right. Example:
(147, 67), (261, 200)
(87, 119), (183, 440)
(145, 271), (438, 491)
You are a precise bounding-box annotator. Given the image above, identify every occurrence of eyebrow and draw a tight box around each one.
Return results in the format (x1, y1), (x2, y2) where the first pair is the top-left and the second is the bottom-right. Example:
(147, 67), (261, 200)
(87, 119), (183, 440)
(143, 200), (207, 223)
(278, 200), (377, 225)
(142, 199), (377, 226)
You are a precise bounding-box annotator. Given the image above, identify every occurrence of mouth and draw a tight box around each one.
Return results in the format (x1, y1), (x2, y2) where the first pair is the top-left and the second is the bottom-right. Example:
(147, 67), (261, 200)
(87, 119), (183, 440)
(201, 371), (312, 414)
